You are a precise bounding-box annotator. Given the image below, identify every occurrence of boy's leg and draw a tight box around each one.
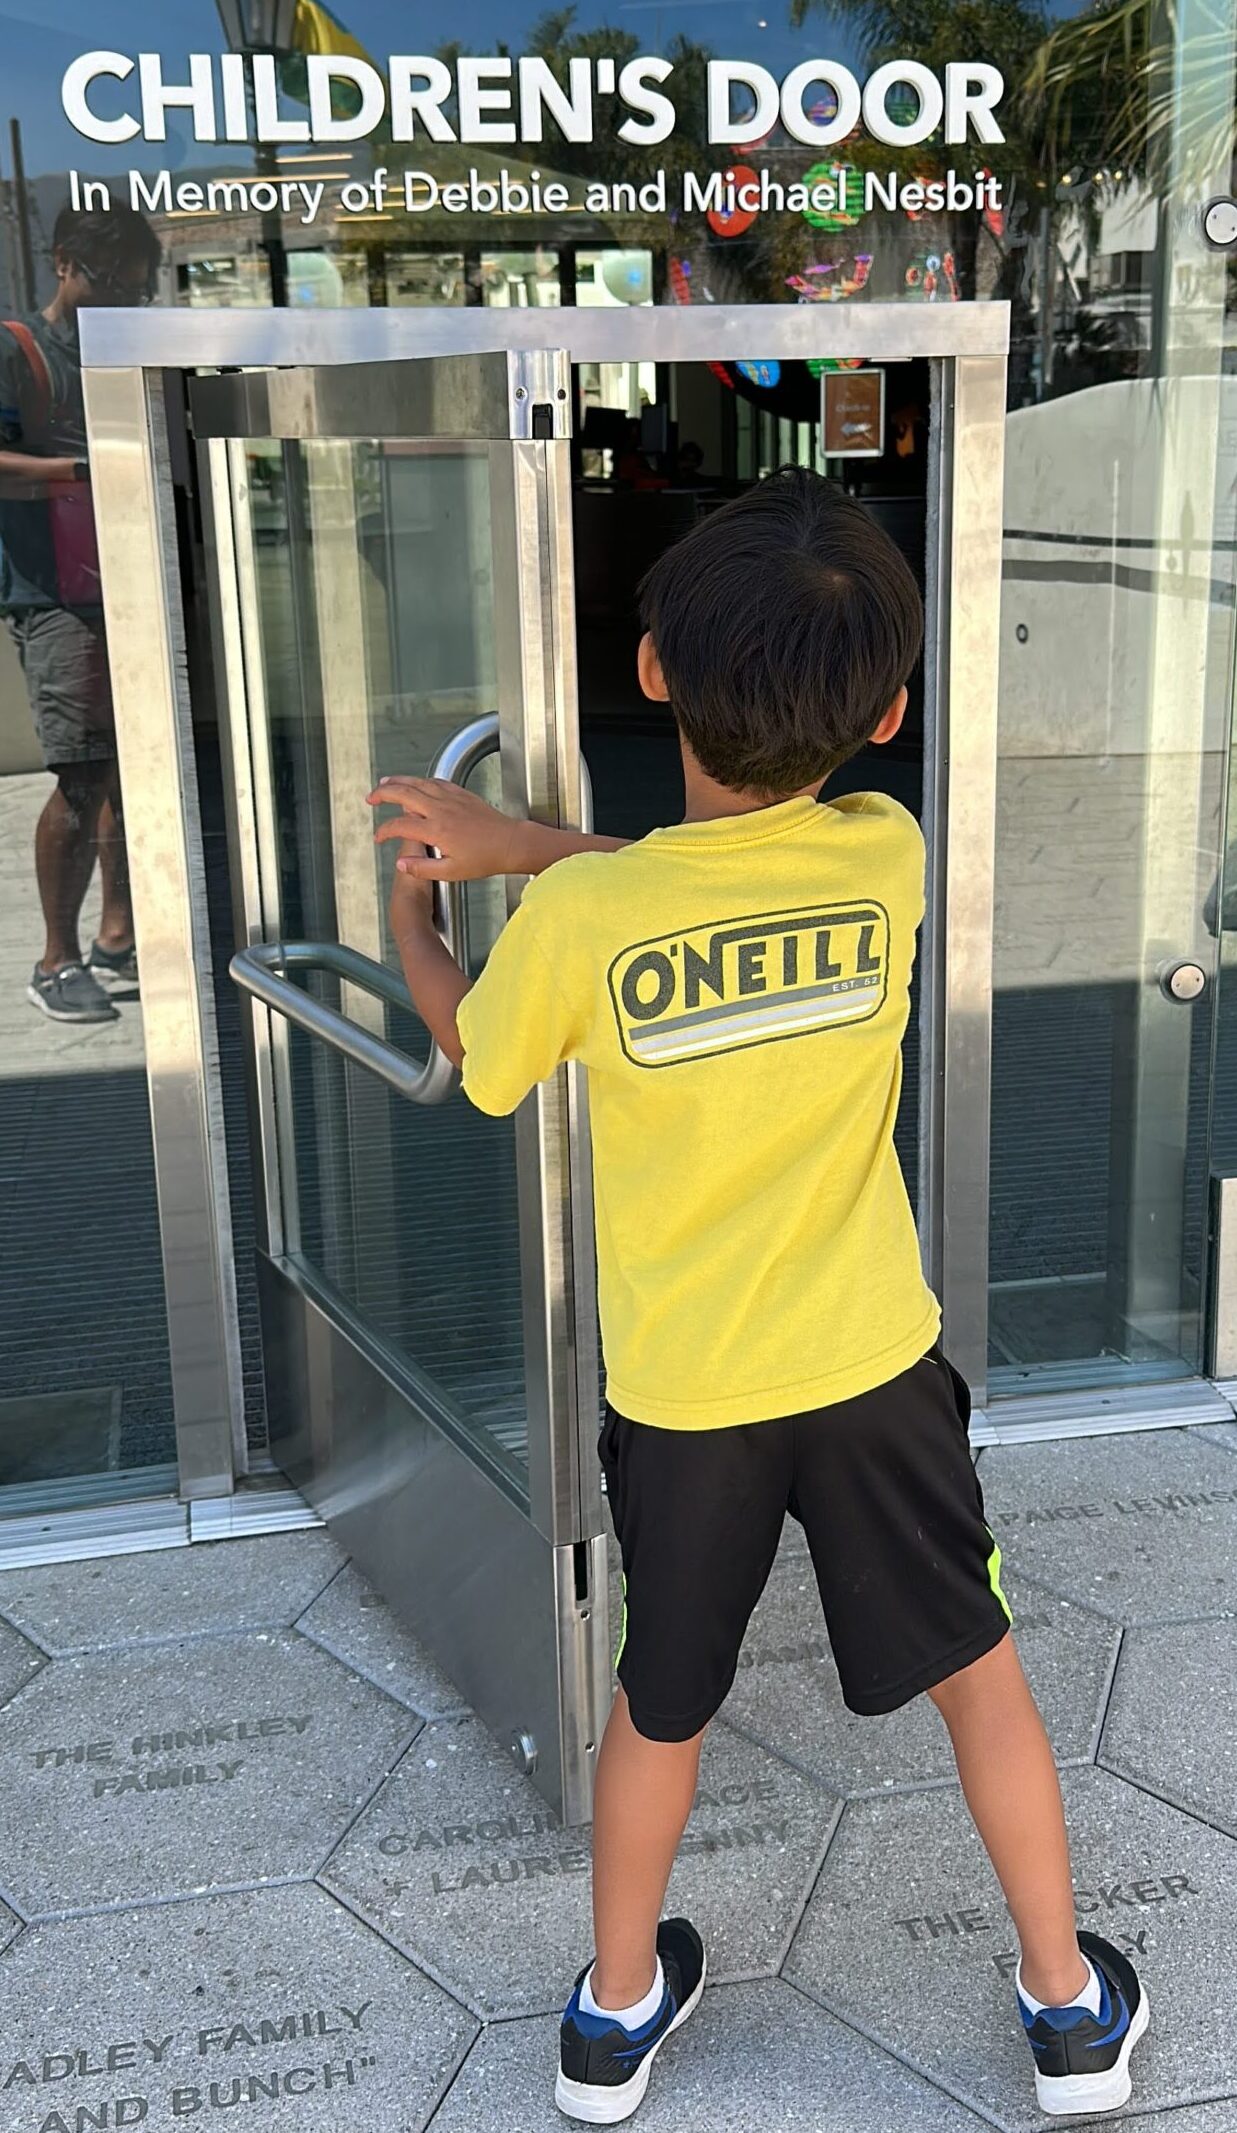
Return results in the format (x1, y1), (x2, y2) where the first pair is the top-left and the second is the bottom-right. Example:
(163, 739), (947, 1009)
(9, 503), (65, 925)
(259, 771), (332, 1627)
(590, 1689), (704, 2008)
(794, 1348), (1147, 2114)
(927, 1636), (1088, 2004)
(592, 1407), (789, 2007)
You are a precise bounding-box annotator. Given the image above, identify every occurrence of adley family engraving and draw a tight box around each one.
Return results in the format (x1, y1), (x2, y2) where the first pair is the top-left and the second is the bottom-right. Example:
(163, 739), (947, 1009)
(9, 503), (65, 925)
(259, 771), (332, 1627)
(2, 2002), (376, 2129)
(31, 1716), (313, 1798)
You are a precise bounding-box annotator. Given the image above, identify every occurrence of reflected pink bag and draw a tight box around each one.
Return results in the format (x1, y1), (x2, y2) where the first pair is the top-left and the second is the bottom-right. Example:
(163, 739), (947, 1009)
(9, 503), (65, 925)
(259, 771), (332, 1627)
(4, 319), (102, 606)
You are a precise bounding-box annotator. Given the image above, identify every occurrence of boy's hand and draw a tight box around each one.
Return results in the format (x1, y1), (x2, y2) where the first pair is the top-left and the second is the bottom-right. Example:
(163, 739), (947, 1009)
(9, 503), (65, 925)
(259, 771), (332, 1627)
(369, 777), (526, 881)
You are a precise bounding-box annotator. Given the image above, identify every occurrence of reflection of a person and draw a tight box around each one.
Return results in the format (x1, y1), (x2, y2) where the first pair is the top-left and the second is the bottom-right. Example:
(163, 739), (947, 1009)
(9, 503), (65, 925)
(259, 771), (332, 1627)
(0, 204), (161, 1025)
(674, 440), (709, 487)
(616, 418), (668, 491)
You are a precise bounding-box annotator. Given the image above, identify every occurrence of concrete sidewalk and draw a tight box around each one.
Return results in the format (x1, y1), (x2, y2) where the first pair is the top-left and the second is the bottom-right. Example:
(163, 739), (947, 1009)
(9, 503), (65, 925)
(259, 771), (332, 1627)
(0, 1424), (1232, 2132)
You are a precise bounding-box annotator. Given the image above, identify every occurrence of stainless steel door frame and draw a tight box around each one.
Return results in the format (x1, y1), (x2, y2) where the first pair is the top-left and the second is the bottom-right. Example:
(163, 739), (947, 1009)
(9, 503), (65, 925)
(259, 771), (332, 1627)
(85, 303), (1008, 1403)
(80, 362), (246, 1498)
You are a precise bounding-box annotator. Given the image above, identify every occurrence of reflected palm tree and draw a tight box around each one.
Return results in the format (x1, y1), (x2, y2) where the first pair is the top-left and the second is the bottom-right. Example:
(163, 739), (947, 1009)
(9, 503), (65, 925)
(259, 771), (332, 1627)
(1025, 0), (1237, 195)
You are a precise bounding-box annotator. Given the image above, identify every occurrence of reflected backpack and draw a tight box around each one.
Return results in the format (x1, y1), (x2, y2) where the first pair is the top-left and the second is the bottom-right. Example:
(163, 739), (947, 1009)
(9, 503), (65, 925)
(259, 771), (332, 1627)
(2, 319), (101, 607)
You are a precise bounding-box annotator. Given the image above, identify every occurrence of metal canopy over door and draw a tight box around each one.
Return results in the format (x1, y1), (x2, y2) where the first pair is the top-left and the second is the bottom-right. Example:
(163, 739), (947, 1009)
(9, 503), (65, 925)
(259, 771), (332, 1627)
(82, 306), (1007, 1821)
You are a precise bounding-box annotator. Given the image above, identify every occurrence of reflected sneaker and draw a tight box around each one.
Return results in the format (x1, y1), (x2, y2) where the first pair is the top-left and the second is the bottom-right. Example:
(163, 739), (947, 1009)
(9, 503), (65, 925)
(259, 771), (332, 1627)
(87, 939), (138, 990)
(556, 1917), (705, 2124)
(1019, 1931), (1149, 2117)
(27, 960), (118, 1023)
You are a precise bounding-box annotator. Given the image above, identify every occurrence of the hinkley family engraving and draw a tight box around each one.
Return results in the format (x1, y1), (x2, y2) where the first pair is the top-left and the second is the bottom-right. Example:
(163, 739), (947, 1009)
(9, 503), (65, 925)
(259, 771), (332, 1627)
(30, 1716), (314, 1799)
(1, 2002), (377, 2129)
(375, 1779), (794, 1895)
(888, 1867), (1202, 1980)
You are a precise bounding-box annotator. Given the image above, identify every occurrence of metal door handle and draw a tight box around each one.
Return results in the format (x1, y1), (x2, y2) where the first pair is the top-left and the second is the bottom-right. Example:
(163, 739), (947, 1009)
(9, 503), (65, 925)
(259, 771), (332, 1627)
(426, 711), (595, 955)
(232, 713), (593, 1103)
(230, 939), (461, 1103)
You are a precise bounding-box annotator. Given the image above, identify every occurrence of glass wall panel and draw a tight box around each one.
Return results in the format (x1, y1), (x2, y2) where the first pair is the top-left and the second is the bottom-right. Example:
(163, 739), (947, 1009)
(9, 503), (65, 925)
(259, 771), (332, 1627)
(986, 2), (1237, 1392)
(0, 199), (174, 1502)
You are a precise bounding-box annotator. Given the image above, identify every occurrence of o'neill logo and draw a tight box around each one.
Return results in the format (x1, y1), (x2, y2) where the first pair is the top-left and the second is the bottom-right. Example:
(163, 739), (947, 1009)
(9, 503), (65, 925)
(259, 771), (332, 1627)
(608, 901), (890, 1068)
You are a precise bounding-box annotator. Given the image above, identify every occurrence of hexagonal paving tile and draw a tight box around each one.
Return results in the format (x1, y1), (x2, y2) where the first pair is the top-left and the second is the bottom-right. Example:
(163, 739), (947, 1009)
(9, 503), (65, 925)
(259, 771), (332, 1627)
(0, 1613), (45, 1704)
(1198, 1422), (1237, 1456)
(0, 1882), (475, 2131)
(980, 1432), (1237, 1622)
(785, 1765), (1237, 2130)
(720, 1561), (1117, 1792)
(322, 1717), (838, 2017)
(0, 1631), (418, 1914)
(0, 1535), (346, 1655)
(297, 1565), (469, 1721)
(426, 1981), (989, 2131)
(1101, 1621), (1237, 1839)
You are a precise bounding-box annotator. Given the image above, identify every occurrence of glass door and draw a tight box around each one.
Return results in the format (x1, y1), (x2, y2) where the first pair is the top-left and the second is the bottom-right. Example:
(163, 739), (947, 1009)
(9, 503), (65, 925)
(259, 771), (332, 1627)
(195, 350), (607, 1822)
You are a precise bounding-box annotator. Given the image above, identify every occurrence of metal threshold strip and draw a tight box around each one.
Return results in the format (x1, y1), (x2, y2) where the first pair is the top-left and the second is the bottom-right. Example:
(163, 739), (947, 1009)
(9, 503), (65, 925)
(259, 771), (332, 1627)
(972, 1375), (1235, 1447)
(0, 1474), (321, 1570)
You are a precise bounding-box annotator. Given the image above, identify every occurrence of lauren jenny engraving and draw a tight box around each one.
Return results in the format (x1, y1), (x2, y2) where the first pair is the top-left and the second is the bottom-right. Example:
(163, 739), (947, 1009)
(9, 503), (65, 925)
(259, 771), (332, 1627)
(375, 1780), (794, 1895)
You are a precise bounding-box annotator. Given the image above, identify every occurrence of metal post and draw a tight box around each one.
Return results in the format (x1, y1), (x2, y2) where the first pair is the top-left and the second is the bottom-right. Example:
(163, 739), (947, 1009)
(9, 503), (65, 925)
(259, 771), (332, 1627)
(252, 136), (288, 309)
(7, 118), (36, 311)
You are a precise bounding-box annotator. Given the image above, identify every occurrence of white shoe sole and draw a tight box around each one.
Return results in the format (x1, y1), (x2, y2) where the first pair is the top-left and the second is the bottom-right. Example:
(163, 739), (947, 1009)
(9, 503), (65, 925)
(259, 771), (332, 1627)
(26, 984), (117, 1024)
(555, 1961), (707, 2124)
(1034, 1985), (1150, 2117)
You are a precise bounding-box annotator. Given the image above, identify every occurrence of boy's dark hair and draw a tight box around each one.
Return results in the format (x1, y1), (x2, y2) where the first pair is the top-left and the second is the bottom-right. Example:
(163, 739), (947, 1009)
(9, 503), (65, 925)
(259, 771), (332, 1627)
(638, 466), (923, 796)
(52, 203), (162, 279)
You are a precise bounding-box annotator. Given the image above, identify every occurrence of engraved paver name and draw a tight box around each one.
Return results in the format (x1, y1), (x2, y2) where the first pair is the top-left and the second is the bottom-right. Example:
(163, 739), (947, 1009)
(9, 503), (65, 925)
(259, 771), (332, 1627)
(887, 1868), (1200, 1979)
(5, 2002), (378, 2129)
(374, 1780), (795, 1897)
(31, 1717), (314, 1799)
(991, 1488), (1237, 1528)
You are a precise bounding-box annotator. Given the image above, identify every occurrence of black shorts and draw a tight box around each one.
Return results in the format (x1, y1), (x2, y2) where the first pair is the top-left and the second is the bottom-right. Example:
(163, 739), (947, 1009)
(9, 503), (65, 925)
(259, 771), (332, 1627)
(600, 1346), (1012, 1742)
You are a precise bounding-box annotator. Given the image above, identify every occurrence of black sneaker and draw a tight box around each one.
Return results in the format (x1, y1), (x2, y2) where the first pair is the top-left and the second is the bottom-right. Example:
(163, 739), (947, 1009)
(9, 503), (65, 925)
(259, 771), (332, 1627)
(87, 939), (138, 991)
(27, 961), (118, 1023)
(556, 1917), (705, 2124)
(1019, 1931), (1149, 2117)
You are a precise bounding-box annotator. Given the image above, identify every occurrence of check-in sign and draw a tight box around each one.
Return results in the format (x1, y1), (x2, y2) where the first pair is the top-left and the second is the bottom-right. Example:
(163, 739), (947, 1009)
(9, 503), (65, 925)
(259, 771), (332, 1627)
(608, 901), (890, 1067)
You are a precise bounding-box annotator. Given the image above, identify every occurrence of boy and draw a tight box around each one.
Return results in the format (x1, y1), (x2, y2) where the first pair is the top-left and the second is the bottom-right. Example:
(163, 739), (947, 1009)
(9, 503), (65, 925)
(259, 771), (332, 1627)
(370, 468), (1147, 2123)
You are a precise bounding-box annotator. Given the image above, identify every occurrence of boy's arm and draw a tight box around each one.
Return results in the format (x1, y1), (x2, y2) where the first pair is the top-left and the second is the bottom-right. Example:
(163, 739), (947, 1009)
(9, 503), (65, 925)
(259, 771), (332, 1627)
(369, 775), (629, 882)
(388, 858), (471, 1069)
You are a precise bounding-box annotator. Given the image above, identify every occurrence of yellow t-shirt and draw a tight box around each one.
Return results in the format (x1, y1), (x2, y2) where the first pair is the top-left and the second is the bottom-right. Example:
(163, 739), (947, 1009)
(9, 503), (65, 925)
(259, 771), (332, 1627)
(455, 791), (940, 1429)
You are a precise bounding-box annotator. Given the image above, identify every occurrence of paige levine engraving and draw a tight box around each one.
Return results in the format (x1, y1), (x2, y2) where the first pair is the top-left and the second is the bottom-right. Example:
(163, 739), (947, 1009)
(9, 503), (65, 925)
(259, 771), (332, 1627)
(990, 1487), (1237, 1527)
(6, 2004), (377, 2129)
(32, 1717), (313, 1797)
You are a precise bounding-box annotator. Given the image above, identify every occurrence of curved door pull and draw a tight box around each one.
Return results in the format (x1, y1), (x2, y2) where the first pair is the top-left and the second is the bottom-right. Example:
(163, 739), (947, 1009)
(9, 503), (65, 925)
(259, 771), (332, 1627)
(230, 938), (461, 1104)
(232, 712), (592, 1103)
